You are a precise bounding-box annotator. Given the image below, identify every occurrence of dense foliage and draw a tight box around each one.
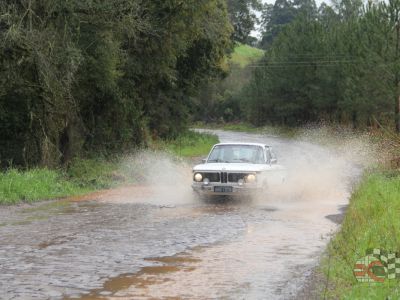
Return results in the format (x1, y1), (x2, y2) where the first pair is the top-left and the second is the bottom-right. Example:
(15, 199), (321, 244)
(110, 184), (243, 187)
(259, 0), (317, 49)
(3, 0), (400, 168)
(190, 43), (263, 123)
(227, 0), (262, 44)
(241, 0), (400, 129)
(0, 0), (232, 167)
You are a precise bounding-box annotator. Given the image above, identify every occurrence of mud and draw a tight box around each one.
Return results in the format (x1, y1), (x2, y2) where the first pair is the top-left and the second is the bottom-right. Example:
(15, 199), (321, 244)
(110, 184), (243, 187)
(0, 130), (369, 300)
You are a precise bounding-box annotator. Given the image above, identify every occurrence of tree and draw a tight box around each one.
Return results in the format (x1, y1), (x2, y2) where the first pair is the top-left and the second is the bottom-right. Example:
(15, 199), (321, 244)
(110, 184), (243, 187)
(227, 0), (262, 44)
(242, 0), (397, 128)
(0, 0), (233, 167)
(259, 0), (297, 48)
(387, 0), (400, 132)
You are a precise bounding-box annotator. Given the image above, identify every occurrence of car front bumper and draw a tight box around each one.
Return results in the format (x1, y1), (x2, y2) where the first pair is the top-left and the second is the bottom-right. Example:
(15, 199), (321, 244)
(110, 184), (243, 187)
(192, 182), (261, 196)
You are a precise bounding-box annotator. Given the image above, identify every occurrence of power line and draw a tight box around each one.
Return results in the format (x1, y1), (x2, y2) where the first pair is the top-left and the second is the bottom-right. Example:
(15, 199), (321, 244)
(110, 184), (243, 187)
(251, 59), (356, 64)
(247, 61), (394, 68)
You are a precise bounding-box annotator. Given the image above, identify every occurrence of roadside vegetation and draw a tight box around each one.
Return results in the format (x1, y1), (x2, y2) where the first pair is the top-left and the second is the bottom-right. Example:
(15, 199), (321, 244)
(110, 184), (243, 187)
(322, 171), (400, 299)
(0, 169), (87, 205)
(0, 131), (218, 205)
(315, 130), (400, 299)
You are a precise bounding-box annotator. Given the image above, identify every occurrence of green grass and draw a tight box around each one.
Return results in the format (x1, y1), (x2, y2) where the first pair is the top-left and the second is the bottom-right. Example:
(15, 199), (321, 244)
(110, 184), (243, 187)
(322, 171), (400, 299)
(66, 158), (124, 190)
(0, 131), (218, 205)
(193, 121), (298, 138)
(0, 169), (87, 205)
(220, 122), (260, 132)
(164, 131), (219, 157)
(230, 43), (264, 67)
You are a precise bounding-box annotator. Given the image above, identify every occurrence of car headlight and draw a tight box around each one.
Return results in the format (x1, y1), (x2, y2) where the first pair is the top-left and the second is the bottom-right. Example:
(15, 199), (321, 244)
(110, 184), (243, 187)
(246, 174), (256, 183)
(194, 173), (203, 182)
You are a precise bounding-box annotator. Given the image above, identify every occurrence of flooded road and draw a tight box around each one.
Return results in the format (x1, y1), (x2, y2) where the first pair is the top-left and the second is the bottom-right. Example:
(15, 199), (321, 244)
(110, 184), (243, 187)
(0, 130), (364, 300)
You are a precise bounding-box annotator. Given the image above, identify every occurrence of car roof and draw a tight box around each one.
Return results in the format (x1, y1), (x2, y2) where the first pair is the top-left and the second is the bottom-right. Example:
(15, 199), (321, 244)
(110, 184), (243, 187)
(214, 142), (270, 148)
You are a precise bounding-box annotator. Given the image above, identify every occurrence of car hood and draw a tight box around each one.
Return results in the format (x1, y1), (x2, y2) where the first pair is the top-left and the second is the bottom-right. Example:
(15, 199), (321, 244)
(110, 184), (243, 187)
(193, 163), (270, 172)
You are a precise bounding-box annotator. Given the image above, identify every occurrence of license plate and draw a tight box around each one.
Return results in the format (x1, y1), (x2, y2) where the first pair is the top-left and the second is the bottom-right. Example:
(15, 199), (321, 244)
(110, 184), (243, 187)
(214, 186), (233, 193)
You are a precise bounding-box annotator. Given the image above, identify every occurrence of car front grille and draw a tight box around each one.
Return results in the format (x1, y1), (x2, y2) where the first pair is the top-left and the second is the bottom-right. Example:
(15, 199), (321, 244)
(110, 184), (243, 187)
(196, 172), (251, 183)
(202, 172), (220, 182)
(228, 173), (247, 183)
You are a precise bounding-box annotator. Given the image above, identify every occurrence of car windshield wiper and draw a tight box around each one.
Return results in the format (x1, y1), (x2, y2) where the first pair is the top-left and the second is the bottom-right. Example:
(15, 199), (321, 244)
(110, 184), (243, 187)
(207, 159), (228, 163)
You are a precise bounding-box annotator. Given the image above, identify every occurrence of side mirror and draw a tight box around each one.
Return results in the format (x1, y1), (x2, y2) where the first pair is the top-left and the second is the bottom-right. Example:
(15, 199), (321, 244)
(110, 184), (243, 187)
(270, 158), (278, 165)
(201, 158), (207, 164)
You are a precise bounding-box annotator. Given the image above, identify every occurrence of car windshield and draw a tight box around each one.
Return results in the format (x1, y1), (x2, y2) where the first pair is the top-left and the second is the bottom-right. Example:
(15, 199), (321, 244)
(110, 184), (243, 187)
(207, 145), (265, 164)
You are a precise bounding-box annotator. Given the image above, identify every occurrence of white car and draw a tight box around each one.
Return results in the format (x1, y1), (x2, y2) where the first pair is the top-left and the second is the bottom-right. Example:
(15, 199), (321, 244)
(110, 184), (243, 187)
(192, 143), (285, 197)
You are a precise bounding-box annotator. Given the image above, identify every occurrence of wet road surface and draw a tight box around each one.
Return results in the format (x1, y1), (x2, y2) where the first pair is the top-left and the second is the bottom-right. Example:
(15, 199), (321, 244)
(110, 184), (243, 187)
(0, 130), (360, 300)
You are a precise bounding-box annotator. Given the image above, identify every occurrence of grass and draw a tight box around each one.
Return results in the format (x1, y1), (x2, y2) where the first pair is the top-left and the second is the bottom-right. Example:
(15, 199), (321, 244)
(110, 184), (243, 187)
(66, 157), (124, 190)
(230, 43), (264, 67)
(193, 121), (298, 138)
(0, 168), (87, 205)
(0, 131), (218, 205)
(163, 131), (218, 157)
(321, 171), (400, 299)
(220, 122), (260, 132)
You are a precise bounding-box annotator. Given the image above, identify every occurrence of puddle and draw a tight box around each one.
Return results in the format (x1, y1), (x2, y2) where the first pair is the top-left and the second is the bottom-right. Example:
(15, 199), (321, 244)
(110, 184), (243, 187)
(66, 254), (201, 300)
(66, 202), (334, 300)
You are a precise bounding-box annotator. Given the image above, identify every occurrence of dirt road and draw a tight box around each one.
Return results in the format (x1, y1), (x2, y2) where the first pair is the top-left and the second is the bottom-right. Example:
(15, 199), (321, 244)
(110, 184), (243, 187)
(0, 130), (362, 300)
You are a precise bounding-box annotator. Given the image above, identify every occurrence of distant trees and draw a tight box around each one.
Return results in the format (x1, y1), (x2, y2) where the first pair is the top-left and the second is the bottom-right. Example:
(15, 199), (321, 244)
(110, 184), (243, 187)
(242, 0), (400, 130)
(227, 0), (262, 44)
(259, 0), (317, 48)
(0, 0), (233, 167)
(189, 0), (264, 125)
